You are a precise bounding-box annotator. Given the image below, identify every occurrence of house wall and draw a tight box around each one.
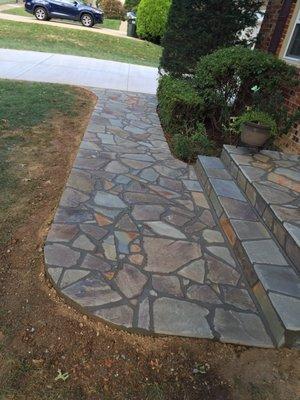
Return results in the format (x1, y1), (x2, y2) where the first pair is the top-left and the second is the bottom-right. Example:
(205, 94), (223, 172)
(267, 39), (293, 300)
(256, 0), (300, 155)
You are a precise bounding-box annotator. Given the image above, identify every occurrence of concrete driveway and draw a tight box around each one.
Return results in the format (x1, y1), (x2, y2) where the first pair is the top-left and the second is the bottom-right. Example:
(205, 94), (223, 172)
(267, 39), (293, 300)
(0, 49), (159, 94)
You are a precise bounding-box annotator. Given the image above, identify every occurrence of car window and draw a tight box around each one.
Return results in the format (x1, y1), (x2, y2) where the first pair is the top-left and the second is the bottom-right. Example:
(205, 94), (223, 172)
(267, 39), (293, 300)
(61, 0), (79, 4)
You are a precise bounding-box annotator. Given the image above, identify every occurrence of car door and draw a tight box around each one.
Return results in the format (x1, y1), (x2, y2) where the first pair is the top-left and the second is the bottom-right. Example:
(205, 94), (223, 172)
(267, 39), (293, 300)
(49, 0), (63, 18)
(48, 0), (67, 18)
(58, 0), (79, 20)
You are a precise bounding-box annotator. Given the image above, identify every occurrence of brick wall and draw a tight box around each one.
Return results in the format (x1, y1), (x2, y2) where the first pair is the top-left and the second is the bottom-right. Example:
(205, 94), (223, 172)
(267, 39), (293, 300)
(256, 0), (283, 52)
(276, 1), (296, 55)
(276, 69), (300, 154)
(256, 0), (300, 155)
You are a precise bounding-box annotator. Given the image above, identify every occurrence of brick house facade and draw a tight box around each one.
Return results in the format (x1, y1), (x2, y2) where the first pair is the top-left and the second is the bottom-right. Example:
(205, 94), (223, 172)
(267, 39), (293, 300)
(256, 0), (300, 154)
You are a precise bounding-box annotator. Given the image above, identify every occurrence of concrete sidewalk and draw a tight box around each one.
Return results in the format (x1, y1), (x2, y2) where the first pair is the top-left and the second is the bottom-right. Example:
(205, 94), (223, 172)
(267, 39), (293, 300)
(0, 49), (158, 94)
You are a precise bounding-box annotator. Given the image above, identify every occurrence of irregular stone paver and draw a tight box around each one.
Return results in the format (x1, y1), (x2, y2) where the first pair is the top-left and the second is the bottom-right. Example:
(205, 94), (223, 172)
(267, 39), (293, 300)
(214, 309), (272, 347)
(153, 297), (213, 338)
(222, 145), (300, 272)
(178, 260), (206, 283)
(94, 305), (134, 328)
(45, 89), (273, 347)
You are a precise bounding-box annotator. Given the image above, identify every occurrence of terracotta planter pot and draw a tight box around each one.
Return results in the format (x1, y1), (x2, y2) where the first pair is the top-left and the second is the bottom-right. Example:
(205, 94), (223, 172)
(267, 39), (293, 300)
(240, 121), (271, 148)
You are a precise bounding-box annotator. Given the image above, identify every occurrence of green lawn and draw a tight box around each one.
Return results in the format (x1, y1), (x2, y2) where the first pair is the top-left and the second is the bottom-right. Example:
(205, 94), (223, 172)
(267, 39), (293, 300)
(0, 80), (84, 246)
(103, 18), (121, 30)
(2, 6), (121, 30)
(0, 20), (161, 66)
(0, 80), (77, 131)
(1, 6), (30, 17)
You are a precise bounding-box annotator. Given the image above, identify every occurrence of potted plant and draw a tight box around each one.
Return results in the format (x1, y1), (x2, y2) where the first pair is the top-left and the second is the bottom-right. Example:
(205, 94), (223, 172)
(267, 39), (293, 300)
(232, 109), (278, 148)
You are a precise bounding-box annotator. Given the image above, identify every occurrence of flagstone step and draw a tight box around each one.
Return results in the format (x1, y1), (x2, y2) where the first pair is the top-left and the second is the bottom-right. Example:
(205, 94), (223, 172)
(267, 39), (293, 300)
(221, 145), (300, 273)
(195, 155), (300, 348)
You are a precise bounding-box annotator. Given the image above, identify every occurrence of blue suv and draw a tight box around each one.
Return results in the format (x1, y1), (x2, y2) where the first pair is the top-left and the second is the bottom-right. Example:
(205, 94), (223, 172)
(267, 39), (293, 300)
(24, 0), (104, 27)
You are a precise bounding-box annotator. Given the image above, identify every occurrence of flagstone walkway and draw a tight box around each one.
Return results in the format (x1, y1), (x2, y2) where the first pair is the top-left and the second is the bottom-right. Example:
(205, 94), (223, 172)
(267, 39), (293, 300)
(44, 89), (274, 348)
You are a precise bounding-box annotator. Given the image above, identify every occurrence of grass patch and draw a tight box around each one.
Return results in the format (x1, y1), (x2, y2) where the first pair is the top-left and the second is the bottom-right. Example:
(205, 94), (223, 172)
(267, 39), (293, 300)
(144, 383), (165, 400)
(0, 80), (92, 246)
(1, 6), (28, 17)
(2, 7), (122, 30)
(0, 80), (76, 130)
(0, 20), (161, 66)
(103, 18), (121, 30)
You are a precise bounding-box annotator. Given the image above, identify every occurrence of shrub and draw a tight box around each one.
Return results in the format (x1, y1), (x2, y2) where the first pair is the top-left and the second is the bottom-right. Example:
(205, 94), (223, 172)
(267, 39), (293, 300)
(231, 110), (278, 137)
(99, 0), (125, 19)
(157, 46), (299, 158)
(173, 124), (215, 162)
(160, 0), (263, 76)
(124, 0), (140, 11)
(194, 46), (298, 133)
(157, 76), (216, 161)
(136, 0), (171, 43)
(157, 75), (205, 136)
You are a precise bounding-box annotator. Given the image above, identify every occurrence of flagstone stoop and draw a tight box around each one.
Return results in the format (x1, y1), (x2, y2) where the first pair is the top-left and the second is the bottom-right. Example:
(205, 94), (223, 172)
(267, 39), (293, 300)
(195, 152), (300, 348)
(221, 145), (300, 273)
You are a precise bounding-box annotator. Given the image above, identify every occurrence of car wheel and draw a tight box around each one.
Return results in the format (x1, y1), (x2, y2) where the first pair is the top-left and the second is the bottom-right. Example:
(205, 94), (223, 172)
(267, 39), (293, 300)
(81, 13), (94, 27)
(34, 7), (48, 21)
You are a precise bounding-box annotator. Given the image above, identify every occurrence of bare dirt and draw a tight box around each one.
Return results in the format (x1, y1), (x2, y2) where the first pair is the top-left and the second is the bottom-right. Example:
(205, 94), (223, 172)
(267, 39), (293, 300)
(0, 87), (299, 400)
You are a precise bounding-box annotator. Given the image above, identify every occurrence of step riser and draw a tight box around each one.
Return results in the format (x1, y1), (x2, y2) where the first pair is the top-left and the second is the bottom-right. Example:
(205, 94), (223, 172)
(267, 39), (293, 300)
(195, 162), (259, 288)
(195, 156), (300, 348)
(221, 147), (300, 272)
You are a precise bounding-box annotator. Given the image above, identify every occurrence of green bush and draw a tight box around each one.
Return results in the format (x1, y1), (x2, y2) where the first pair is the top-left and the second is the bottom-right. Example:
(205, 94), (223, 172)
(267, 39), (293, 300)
(136, 0), (171, 43)
(157, 46), (298, 159)
(194, 46), (298, 132)
(231, 110), (278, 137)
(157, 76), (215, 161)
(160, 0), (263, 76)
(157, 75), (205, 136)
(99, 0), (125, 19)
(124, 0), (140, 11)
(173, 124), (215, 162)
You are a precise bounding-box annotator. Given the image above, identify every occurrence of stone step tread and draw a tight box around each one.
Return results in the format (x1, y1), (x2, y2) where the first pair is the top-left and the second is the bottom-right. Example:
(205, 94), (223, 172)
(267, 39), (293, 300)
(195, 155), (300, 347)
(221, 145), (300, 272)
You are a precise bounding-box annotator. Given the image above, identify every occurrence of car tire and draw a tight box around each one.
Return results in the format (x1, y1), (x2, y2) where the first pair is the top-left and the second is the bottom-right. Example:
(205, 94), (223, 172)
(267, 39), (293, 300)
(81, 13), (94, 27)
(34, 7), (48, 21)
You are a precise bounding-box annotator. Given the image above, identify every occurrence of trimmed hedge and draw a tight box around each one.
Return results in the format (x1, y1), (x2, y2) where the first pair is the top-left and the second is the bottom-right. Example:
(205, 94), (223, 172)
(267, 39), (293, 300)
(157, 76), (216, 160)
(157, 47), (299, 160)
(160, 0), (263, 76)
(194, 46), (298, 132)
(157, 75), (205, 136)
(136, 0), (171, 43)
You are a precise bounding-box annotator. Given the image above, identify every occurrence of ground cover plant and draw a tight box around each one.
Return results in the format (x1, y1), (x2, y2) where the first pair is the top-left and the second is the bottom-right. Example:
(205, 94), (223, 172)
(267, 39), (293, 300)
(0, 20), (162, 67)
